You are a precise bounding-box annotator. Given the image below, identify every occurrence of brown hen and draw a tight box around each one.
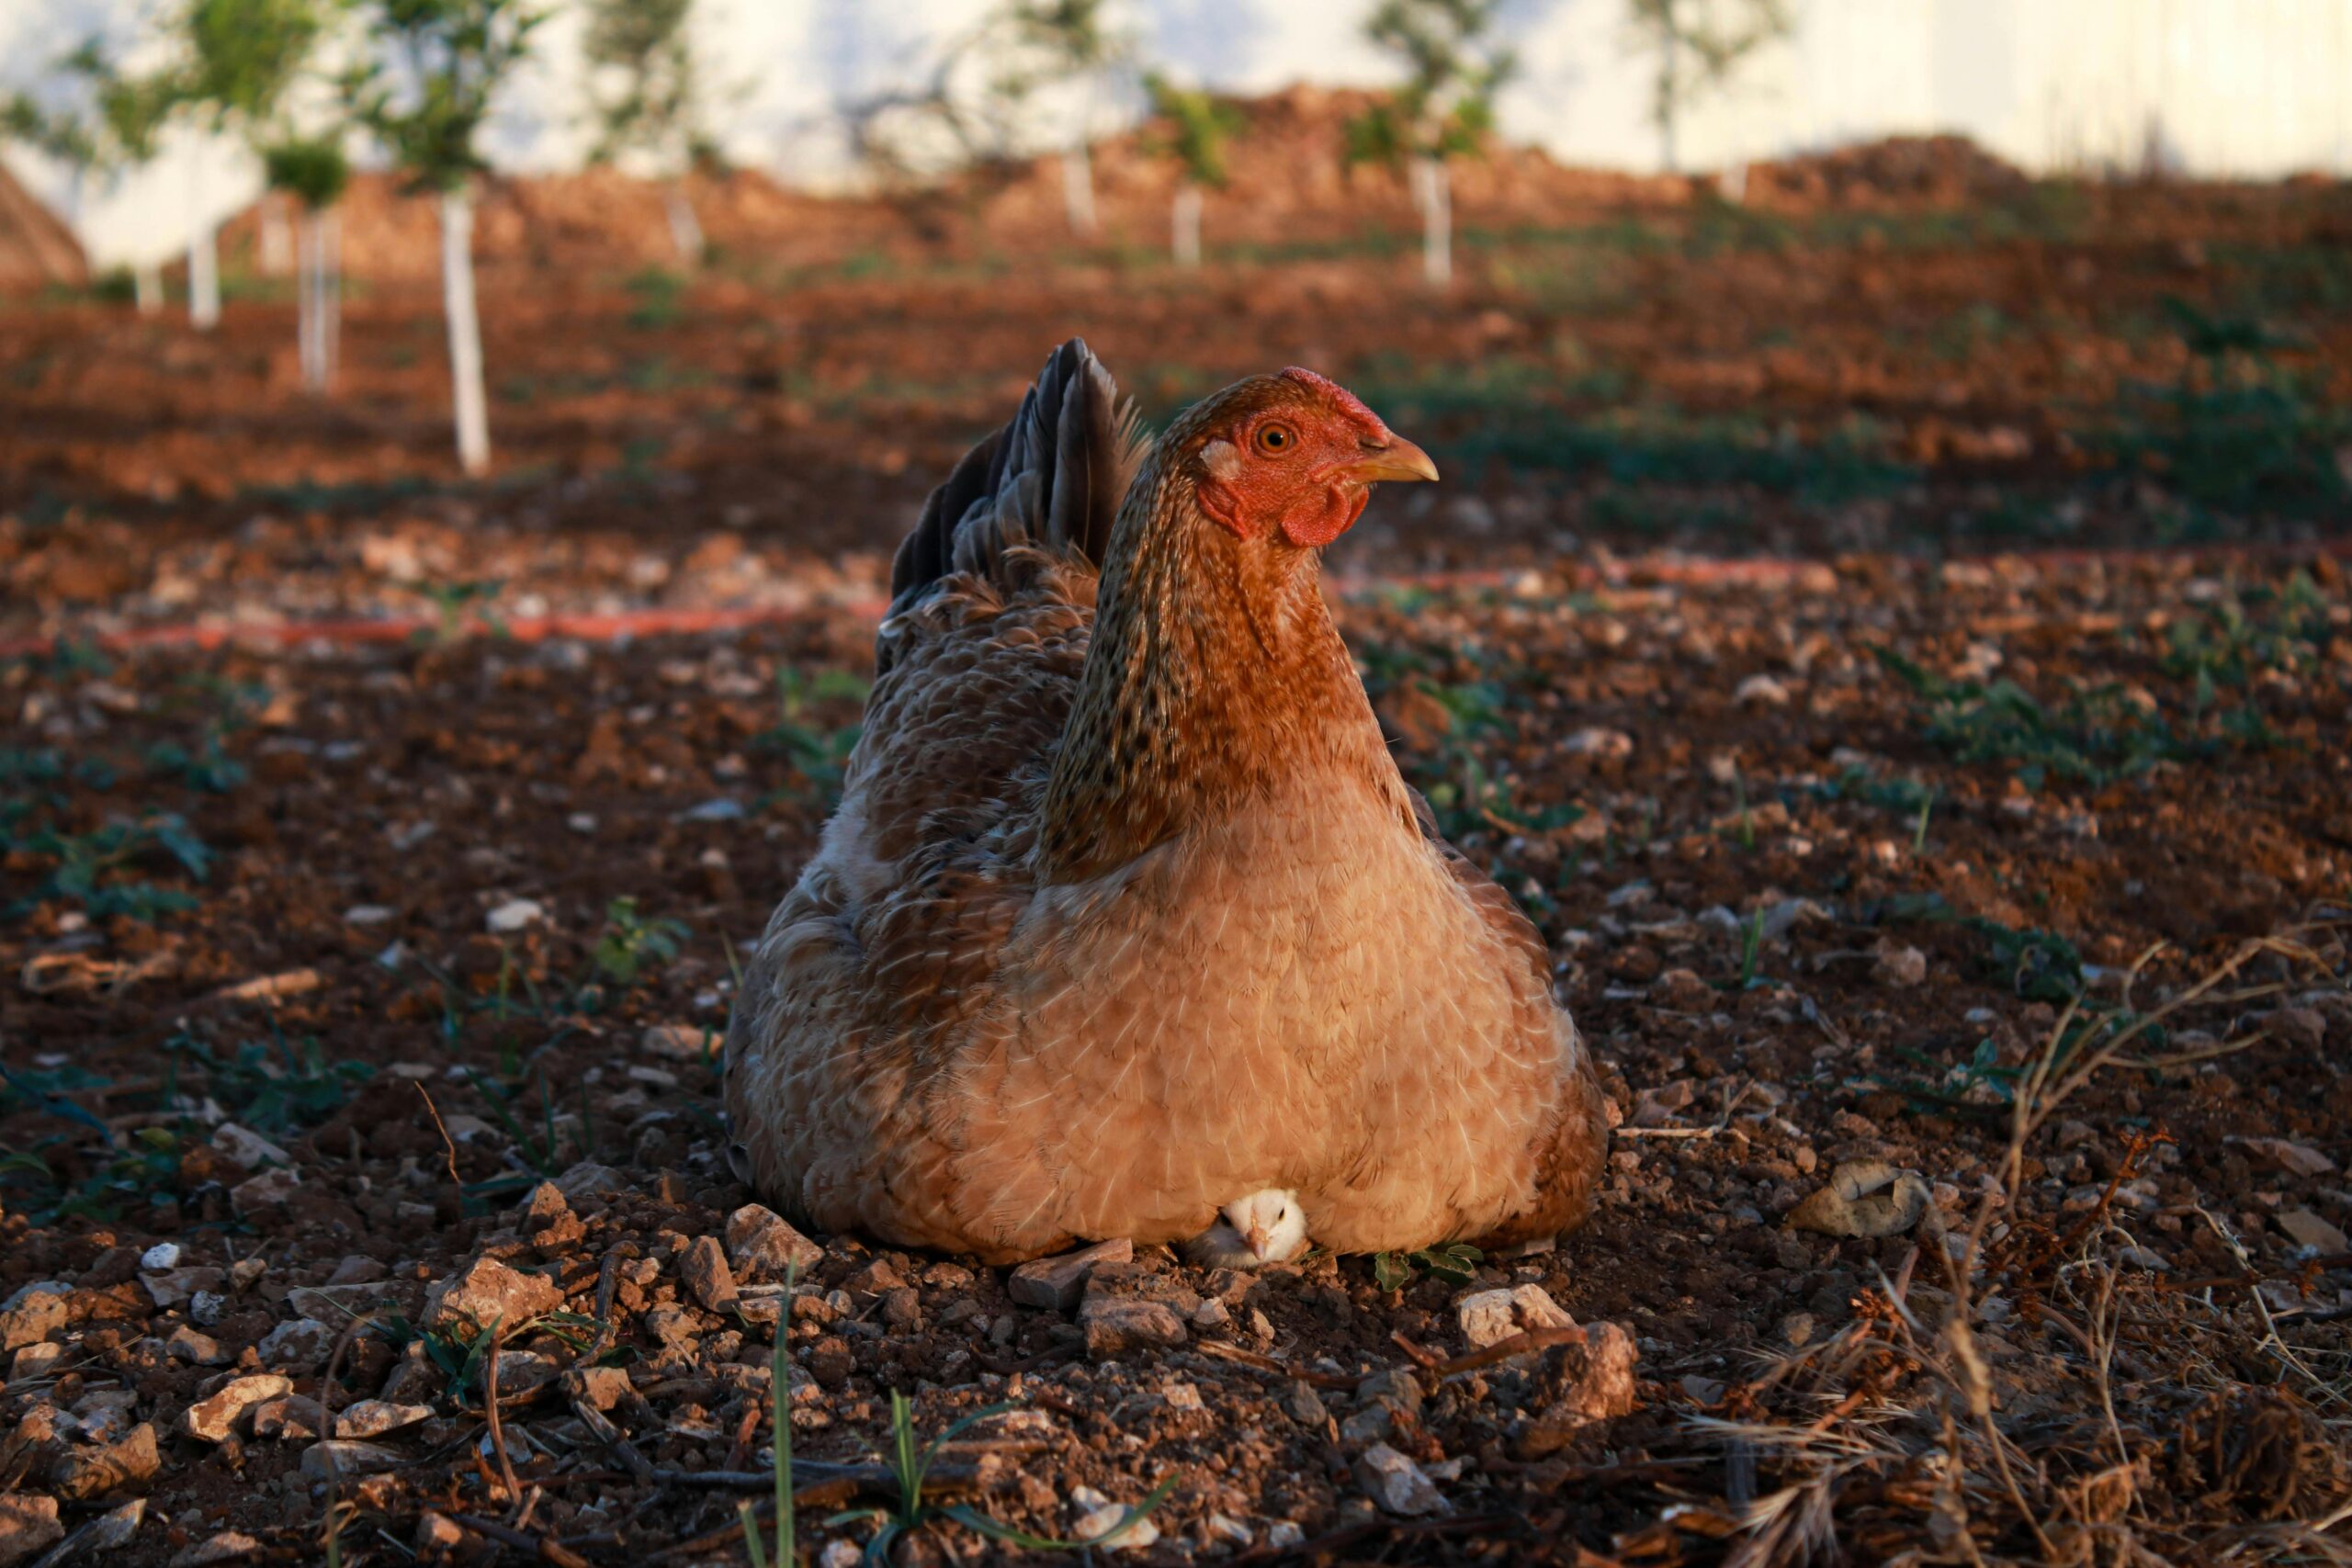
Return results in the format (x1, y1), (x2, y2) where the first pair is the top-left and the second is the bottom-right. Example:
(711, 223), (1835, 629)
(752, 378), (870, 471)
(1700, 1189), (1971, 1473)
(724, 340), (1606, 1263)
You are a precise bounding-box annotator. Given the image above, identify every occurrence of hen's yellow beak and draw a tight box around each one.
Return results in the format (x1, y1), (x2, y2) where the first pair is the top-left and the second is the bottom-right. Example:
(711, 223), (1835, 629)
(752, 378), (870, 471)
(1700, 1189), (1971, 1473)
(1342, 435), (1440, 486)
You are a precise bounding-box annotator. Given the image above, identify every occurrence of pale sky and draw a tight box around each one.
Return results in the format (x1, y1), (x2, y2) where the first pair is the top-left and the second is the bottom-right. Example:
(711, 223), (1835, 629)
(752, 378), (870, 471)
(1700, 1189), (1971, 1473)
(6, 0), (2347, 265)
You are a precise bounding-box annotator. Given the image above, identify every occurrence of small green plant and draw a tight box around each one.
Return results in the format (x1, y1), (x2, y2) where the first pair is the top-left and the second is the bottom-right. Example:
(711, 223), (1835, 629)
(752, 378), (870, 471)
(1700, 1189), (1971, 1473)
(1875, 648), (2216, 791)
(376, 1307), (609, 1404)
(5, 814), (212, 921)
(162, 1029), (374, 1137)
(741, 1267), (799, 1568)
(1720, 906), (1768, 991)
(759, 666), (869, 805)
(1372, 1241), (1484, 1292)
(828, 1393), (1173, 1562)
(414, 579), (507, 645)
(624, 265), (687, 328)
(460, 1065), (592, 1187)
(593, 896), (689, 987)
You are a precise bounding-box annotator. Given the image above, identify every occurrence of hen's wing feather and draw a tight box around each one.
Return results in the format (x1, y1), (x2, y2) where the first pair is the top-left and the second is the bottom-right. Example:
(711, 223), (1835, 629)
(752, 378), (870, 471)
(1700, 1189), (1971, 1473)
(888, 337), (1143, 619)
(1407, 786), (1610, 1244)
(729, 341), (1141, 1257)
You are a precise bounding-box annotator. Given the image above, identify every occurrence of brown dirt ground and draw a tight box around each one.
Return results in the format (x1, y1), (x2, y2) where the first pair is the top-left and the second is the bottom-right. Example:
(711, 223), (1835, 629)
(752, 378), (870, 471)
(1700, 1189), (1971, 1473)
(0, 145), (2350, 1566)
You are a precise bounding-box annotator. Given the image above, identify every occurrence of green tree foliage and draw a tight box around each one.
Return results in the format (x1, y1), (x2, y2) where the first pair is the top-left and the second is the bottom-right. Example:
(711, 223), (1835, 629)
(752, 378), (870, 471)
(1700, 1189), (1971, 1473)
(345, 0), (546, 193)
(1623, 0), (1793, 171)
(262, 135), (350, 208)
(581, 0), (707, 167)
(1346, 0), (1515, 286)
(1142, 72), (1244, 191)
(181, 0), (324, 131)
(1345, 0), (1514, 170)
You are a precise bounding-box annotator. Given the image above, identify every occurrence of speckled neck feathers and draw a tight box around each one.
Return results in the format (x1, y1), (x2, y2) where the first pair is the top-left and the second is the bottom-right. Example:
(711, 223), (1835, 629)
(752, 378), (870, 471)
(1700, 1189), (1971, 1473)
(1036, 401), (1408, 885)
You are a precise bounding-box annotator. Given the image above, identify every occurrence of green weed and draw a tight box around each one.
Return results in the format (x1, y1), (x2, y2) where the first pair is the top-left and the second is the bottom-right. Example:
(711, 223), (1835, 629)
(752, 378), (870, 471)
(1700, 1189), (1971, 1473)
(1372, 1242), (1484, 1293)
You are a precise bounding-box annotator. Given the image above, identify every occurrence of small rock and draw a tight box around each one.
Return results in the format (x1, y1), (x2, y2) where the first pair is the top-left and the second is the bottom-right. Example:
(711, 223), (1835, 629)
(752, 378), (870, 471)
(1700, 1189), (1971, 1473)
(1354, 1442), (1445, 1516)
(1282, 1382), (1328, 1426)
(1204, 1513), (1251, 1548)
(250, 1396), (322, 1441)
(1266, 1522), (1306, 1549)
(1456, 1284), (1575, 1349)
(1735, 673), (1790, 707)
(1190, 1298), (1231, 1330)
(554, 1161), (628, 1201)
(564, 1366), (636, 1413)
(1776, 1311), (1816, 1348)
(300, 1439), (406, 1479)
(211, 1122), (293, 1170)
(50, 1422), (161, 1501)
(724, 1205), (823, 1280)
(165, 1325), (225, 1365)
(818, 1542), (861, 1568)
(42, 1497), (144, 1562)
(256, 1318), (334, 1368)
(1161, 1382), (1204, 1412)
(172, 1531), (262, 1568)
(2262, 1008), (2329, 1053)
(679, 1236), (739, 1312)
(180, 1375), (292, 1443)
(2279, 1209), (2351, 1254)
(486, 898), (544, 933)
(335, 1400), (433, 1438)
(415, 1512), (465, 1552)
(878, 1287), (922, 1329)
(1871, 940), (1928, 988)
(1009, 1239), (1134, 1313)
(639, 1024), (713, 1061)
(0, 1292), (68, 1355)
(521, 1182), (585, 1248)
(1072, 1498), (1160, 1551)
(1785, 1161), (1932, 1238)
(424, 1257), (564, 1332)
(10, 1343), (62, 1380)
(1562, 727), (1634, 761)
(1079, 1295), (1187, 1358)
(1517, 1324), (1641, 1456)
(139, 1243), (183, 1272)
(0, 1495), (62, 1568)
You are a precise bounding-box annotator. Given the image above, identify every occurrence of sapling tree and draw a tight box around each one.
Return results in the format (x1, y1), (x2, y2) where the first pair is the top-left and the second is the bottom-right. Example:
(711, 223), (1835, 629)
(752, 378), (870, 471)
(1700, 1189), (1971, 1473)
(1624, 0), (1792, 184)
(1346, 0), (1514, 288)
(1141, 73), (1241, 268)
(581, 0), (710, 265)
(346, 0), (544, 476)
(178, 0), (326, 320)
(5, 45), (177, 310)
(264, 135), (348, 389)
(1001, 0), (1127, 238)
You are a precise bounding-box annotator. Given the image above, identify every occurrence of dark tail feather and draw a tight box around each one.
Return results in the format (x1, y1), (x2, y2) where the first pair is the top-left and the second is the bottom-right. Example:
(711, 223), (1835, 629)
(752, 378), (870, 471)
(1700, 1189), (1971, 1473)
(888, 338), (1144, 611)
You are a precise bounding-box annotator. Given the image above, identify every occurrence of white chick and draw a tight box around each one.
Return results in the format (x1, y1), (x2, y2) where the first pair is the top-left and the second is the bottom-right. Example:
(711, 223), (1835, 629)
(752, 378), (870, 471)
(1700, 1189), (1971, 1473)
(1182, 1190), (1308, 1269)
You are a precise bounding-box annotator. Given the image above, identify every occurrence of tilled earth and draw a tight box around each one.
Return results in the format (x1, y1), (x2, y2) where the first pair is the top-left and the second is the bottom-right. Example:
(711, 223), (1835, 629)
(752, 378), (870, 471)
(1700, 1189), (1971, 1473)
(1, 536), (2348, 1565)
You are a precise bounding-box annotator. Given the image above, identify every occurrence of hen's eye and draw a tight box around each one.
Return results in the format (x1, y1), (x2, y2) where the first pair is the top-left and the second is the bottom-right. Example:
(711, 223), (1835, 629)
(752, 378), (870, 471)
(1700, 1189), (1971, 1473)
(1254, 422), (1297, 456)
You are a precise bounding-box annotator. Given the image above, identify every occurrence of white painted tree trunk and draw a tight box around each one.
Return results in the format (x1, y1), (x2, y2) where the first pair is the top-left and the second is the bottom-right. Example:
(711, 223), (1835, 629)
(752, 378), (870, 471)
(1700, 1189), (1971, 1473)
(1062, 142), (1096, 237)
(298, 208), (318, 387)
(298, 206), (341, 391)
(663, 182), (705, 266)
(259, 192), (294, 275)
(187, 155), (220, 330)
(1412, 155), (1452, 288)
(440, 187), (490, 476)
(321, 206), (340, 387)
(133, 262), (163, 314)
(1171, 183), (1202, 267)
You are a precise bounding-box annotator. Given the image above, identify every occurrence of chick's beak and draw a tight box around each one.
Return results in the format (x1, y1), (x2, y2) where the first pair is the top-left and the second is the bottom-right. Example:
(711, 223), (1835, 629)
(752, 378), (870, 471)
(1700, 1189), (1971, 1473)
(1342, 434), (1440, 486)
(1247, 1224), (1273, 1259)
